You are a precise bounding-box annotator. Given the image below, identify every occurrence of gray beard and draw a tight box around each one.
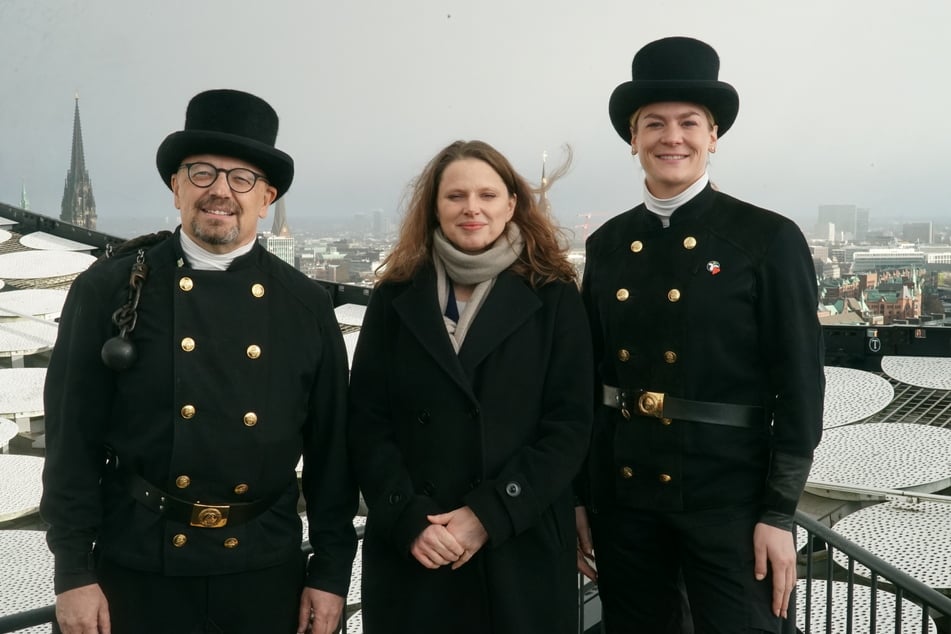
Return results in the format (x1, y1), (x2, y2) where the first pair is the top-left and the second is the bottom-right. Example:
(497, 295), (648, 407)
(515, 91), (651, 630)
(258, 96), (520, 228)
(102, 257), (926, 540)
(190, 218), (239, 246)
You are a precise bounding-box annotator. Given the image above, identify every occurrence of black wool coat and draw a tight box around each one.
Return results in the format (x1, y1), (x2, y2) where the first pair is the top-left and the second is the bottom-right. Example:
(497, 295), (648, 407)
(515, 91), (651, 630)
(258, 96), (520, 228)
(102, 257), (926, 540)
(41, 231), (357, 597)
(580, 185), (824, 518)
(348, 264), (593, 634)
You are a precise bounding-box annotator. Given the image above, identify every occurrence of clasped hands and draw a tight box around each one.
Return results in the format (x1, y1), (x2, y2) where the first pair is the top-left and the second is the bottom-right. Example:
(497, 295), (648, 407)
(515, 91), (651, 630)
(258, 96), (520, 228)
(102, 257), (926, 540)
(410, 506), (488, 570)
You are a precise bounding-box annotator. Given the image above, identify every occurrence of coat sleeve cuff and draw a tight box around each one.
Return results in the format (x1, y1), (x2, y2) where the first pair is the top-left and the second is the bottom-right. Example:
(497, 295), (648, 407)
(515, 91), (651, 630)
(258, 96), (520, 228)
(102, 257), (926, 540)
(53, 551), (98, 594)
(760, 451), (813, 520)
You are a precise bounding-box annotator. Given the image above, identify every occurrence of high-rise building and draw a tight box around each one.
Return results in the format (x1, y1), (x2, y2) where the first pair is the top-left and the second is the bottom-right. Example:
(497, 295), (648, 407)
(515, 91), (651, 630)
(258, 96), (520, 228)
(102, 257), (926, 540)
(817, 205), (868, 242)
(60, 96), (97, 229)
(266, 198), (295, 267)
(902, 221), (933, 244)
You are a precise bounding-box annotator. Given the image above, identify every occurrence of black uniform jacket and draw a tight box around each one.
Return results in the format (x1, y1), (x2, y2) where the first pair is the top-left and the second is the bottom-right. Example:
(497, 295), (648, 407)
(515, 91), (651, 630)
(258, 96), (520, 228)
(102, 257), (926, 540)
(41, 230), (357, 596)
(348, 264), (593, 633)
(580, 185), (824, 517)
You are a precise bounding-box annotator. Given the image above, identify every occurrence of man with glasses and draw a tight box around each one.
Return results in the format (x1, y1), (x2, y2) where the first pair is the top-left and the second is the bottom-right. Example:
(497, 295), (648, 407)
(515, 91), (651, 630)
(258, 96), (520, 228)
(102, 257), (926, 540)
(41, 89), (357, 634)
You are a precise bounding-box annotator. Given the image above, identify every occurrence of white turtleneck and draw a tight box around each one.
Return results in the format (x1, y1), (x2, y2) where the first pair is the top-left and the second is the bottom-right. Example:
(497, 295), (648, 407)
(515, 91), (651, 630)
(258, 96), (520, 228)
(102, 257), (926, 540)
(179, 231), (255, 271)
(643, 172), (709, 228)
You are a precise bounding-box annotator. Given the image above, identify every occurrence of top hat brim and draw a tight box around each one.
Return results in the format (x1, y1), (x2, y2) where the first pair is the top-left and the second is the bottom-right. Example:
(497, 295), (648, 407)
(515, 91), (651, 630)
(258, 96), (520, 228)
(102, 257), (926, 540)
(608, 80), (739, 143)
(156, 129), (294, 199)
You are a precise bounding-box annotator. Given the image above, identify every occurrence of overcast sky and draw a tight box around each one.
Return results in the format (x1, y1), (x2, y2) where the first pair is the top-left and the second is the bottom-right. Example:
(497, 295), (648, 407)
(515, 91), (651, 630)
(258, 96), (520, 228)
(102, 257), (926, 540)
(1, 0), (949, 239)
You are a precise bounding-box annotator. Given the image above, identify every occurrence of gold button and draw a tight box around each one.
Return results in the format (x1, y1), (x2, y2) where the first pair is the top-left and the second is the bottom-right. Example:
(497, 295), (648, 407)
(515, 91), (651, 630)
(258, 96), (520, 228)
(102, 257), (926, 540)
(243, 412), (258, 427)
(616, 288), (630, 302)
(172, 534), (187, 547)
(181, 404), (196, 419)
(667, 289), (681, 302)
(630, 240), (643, 253)
(659, 473), (672, 483)
(223, 538), (239, 549)
(179, 277), (194, 292)
(246, 345), (261, 359)
(181, 337), (196, 352)
(251, 283), (265, 298)
(683, 236), (697, 250)
(661, 417), (672, 426)
(664, 351), (678, 364)
(175, 475), (191, 489)
(234, 483), (249, 495)
(620, 466), (634, 479)
(617, 349), (631, 362)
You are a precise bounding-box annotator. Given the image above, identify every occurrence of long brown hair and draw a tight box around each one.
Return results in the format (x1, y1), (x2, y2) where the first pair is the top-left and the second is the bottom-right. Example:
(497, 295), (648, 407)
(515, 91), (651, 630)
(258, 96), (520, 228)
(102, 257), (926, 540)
(378, 140), (576, 287)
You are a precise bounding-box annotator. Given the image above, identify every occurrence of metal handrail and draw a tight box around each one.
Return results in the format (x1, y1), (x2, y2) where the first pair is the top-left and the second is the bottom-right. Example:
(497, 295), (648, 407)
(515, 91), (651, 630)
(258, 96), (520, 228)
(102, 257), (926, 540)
(795, 510), (951, 633)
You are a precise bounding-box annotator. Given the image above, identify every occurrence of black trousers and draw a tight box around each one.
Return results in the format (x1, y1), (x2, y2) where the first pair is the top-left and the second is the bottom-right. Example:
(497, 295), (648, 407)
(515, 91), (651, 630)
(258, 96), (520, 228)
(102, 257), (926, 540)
(590, 505), (793, 634)
(58, 553), (307, 634)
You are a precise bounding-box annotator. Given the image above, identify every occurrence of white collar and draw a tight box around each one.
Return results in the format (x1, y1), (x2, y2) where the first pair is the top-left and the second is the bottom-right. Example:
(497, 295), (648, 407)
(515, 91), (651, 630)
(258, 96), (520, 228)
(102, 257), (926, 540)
(643, 172), (709, 228)
(179, 231), (255, 271)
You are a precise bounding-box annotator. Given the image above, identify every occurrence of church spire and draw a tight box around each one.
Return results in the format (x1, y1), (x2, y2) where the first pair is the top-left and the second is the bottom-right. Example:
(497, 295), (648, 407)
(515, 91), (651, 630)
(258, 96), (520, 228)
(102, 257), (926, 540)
(271, 197), (291, 237)
(60, 94), (98, 229)
(20, 180), (31, 210)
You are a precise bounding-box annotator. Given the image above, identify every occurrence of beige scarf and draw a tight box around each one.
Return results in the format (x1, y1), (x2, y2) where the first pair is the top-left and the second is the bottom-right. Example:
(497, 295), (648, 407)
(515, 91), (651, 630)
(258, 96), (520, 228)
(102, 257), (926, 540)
(432, 223), (524, 353)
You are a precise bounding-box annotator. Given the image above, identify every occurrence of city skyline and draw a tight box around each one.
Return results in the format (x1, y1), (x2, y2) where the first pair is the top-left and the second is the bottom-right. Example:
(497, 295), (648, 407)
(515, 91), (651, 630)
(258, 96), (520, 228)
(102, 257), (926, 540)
(2, 1), (950, 238)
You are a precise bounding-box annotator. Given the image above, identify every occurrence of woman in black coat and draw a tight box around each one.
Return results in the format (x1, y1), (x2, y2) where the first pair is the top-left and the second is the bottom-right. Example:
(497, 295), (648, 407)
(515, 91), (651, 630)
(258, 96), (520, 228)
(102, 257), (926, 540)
(348, 140), (593, 633)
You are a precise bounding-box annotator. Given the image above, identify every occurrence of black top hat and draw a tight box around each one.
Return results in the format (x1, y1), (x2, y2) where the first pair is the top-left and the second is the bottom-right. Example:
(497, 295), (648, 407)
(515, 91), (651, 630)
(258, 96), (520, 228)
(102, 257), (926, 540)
(156, 89), (294, 198)
(608, 37), (739, 143)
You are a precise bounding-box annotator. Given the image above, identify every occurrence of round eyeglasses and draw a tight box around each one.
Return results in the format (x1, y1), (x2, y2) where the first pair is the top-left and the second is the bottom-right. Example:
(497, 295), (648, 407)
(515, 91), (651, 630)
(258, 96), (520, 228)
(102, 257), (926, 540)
(179, 162), (268, 194)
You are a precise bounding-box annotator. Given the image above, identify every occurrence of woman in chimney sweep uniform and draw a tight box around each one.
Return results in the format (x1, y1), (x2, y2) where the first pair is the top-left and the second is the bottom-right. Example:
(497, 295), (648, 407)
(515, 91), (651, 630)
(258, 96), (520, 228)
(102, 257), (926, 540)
(575, 37), (824, 633)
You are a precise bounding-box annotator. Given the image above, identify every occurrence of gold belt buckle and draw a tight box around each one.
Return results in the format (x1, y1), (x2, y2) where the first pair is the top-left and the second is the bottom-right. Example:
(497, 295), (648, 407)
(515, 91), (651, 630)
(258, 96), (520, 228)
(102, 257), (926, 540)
(637, 391), (665, 419)
(190, 503), (231, 528)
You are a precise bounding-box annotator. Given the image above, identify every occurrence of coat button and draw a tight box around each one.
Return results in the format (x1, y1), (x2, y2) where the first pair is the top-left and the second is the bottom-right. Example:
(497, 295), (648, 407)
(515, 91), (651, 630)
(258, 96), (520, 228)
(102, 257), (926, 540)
(620, 466), (634, 479)
(181, 337), (196, 352)
(234, 483), (249, 495)
(667, 289), (681, 302)
(179, 277), (194, 292)
(243, 412), (258, 427)
(172, 534), (187, 547)
(246, 345), (262, 359)
(617, 349), (631, 362)
(181, 404), (196, 419)
(661, 417), (672, 426)
(630, 240), (643, 253)
(223, 538), (239, 549)
(388, 491), (403, 505)
(683, 236), (697, 250)
(421, 481), (435, 496)
(616, 288), (630, 302)
(505, 482), (521, 497)
(251, 283), (265, 298)
(659, 474), (672, 484)
(175, 475), (191, 489)
(468, 478), (482, 490)
(417, 410), (431, 425)
(469, 407), (480, 419)
(663, 350), (678, 364)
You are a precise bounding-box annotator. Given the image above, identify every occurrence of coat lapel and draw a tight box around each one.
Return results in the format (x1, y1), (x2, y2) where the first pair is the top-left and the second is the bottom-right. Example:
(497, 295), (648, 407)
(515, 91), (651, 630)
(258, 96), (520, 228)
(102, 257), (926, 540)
(392, 265), (474, 399)
(458, 271), (541, 376)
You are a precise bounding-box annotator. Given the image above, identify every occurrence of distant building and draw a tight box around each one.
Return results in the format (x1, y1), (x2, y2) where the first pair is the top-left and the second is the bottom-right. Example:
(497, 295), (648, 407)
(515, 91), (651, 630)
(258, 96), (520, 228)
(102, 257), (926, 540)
(263, 198), (295, 267)
(902, 221), (933, 244)
(816, 204), (868, 242)
(60, 96), (97, 230)
(852, 247), (926, 273)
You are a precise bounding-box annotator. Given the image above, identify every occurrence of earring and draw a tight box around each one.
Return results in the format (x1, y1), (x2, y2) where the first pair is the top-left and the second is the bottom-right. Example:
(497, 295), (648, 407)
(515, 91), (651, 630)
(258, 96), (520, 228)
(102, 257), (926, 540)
(709, 146), (716, 153)
(631, 148), (638, 156)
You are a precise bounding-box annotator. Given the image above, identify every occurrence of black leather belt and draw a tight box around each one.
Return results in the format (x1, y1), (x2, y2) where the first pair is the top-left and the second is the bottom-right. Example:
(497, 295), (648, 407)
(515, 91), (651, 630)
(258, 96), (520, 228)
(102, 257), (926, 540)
(109, 454), (280, 528)
(602, 385), (763, 429)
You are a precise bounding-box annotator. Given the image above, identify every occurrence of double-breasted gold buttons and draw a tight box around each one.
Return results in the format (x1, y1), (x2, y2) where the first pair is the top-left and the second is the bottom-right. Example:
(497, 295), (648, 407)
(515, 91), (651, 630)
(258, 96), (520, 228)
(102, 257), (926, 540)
(243, 412), (258, 427)
(223, 538), (239, 549)
(620, 466), (634, 479)
(630, 240), (643, 253)
(617, 349), (631, 362)
(181, 337), (196, 352)
(667, 289), (681, 302)
(658, 474), (672, 484)
(234, 484), (249, 495)
(246, 345), (261, 359)
(616, 289), (630, 302)
(251, 283), (265, 298)
(664, 351), (678, 364)
(179, 277), (194, 292)
(175, 475), (191, 489)
(181, 404), (196, 419)
(683, 236), (697, 250)
(172, 534), (187, 547)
